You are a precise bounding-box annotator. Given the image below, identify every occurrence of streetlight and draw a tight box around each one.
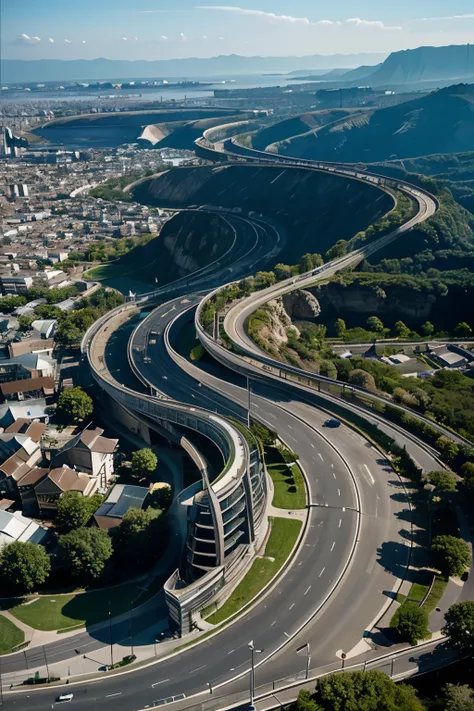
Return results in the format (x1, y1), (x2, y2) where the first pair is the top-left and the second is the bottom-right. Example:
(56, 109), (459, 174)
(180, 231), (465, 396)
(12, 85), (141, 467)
(296, 643), (311, 680)
(247, 377), (251, 428)
(248, 640), (263, 704)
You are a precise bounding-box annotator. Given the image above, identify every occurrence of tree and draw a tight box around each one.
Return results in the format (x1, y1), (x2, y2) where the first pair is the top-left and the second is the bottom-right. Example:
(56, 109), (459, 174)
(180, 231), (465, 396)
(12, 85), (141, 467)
(319, 360), (338, 380)
(390, 603), (430, 645)
(421, 321), (435, 337)
(432, 535), (471, 577)
(367, 316), (384, 334)
(435, 436), (460, 463)
(461, 462), (474, 491)
(348, 369), (377, 392)
(58, 527), (113, 581)
(455, 322), (473, 337)
(443, 601), (474, 654)
(146, 485), (172, 511)
(56, 491), (104, 533)
(299, 253), (314, 274)
(325, 240), (347, 262)
(427, 470), (457, 494)
(395, 320), (411, 338)
(442, 684), (474, 711)
(313, 669), (425, 711)
(334, 318), (346, 337)
(292, 690), (322, 711)
(254, 271), (276, 289)
(311, 253), (323, 268)
(131, 448), (157, 479)
(0, 541), (51, 593)
(274, 263), (292, 281)
(116, 507), (164, 569)
(57, 387), (93, 424)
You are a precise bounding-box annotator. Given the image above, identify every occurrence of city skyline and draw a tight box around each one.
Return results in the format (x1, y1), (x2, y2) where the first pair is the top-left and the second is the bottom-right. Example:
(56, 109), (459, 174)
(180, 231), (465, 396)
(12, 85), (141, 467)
(2, 0), (474, 61)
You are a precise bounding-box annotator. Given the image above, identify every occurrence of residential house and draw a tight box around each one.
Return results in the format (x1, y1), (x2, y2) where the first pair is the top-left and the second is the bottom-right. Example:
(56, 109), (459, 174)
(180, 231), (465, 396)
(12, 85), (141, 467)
(0, 377), (55, 403)
(0, 509), (49, 547)
(34, 465), (97, 516)
(0, 433), (43, 498)
(8, 339), (54, 359)
(31, 319), (57, 340)
(93, 484), (148, 530)
(51, 427), (118, 490)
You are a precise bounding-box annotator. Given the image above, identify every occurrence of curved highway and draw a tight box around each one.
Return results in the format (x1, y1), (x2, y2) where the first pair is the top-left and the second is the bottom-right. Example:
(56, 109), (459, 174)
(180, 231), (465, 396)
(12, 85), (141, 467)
(2, 136), (451, 711)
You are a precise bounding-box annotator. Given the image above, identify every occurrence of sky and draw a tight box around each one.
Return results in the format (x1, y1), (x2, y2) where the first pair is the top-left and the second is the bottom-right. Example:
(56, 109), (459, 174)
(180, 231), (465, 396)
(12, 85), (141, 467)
(2, 0), (474, 61)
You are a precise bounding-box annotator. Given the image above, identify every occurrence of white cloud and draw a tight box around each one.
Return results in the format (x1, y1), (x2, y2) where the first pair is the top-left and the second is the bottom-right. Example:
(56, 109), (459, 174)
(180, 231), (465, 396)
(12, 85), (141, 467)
(48, 37), (55, 43)
(346, 18), (402, 31)
(418, 14), (474, 21)
(18, 33), (41, 43)
(121, 36), (128, 40)
(180, 32), (187, 40)
(64, 38), (72, 43)
(203, 35), (208, 39)
(219, 36), (225, 40)
(160, 35), (168, 40)
(134, 37), (139, 40)
(196, 6), (311, 25)
(82, 40), (87, 44)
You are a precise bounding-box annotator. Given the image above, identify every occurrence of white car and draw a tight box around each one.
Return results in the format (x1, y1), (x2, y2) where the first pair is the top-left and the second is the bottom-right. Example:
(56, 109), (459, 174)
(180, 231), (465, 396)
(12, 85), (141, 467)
(56, 693), (74, 703)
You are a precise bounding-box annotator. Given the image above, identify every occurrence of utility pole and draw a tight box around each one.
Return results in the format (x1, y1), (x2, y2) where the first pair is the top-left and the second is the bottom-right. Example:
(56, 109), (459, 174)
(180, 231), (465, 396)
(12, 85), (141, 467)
(247, 377), (251, 428)
(129, 598), (134, 657)
(43, 646), (50, 682)
(109, 602), (114, 668)
(248, 641), (262, 704)
(296, 643), (311, 679)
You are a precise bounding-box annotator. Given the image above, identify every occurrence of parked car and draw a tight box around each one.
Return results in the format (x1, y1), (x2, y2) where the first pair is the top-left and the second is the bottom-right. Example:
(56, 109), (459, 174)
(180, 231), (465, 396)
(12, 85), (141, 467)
(56, 694), (74, 703)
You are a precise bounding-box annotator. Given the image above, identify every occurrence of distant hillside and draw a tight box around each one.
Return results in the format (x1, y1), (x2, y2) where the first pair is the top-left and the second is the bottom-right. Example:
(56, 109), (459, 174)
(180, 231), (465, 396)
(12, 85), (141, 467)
(251, 110), (352, 152)
(0, 53), (386, 84)
(368, 44), (474, 86)
(278, 84), (474, 163)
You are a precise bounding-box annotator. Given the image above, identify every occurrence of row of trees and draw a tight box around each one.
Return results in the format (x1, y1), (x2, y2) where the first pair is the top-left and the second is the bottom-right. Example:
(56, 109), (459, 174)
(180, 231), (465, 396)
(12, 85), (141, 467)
(334, 315), (473, 341)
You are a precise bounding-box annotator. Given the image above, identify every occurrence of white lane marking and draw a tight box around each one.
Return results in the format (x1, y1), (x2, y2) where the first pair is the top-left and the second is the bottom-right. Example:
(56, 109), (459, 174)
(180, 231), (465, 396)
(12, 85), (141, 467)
(254, 403), (260, 409)
(319, 567), (326, 577)
(151, 680), (170, 688)
(311, 443), (315, 449)
(330, 542), (336, 552)
(333, 472), (337, 479)
(338, 489), (341, 497)
(289, 603), (295, 610)
(228, 649), (234, 655)
(318, 453), (324, 461)
(288, 434), (297, 443)
(284, 632), (291, 638)
(339, 519), (342, 528)
(189, 665), (206, 674)
(363, 464), (375, 485)
(304, 585), (312, 595)
(271, 620), (277, 626)
(288, 425), (293, 430)
(106, 693), (122, 698)
(331, 463), (334, 468)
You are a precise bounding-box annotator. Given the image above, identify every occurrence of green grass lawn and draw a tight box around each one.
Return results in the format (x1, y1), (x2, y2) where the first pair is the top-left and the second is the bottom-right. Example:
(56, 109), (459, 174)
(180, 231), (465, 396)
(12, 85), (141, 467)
(83, 262), (133, 281)
(204, 517), (302, 624)
(267, 461), (306, 509)
(0, 615), (25, 654)
(8, 581), (149, 632)
(424, 575), (449, 617)
(409, 582), (430, 602)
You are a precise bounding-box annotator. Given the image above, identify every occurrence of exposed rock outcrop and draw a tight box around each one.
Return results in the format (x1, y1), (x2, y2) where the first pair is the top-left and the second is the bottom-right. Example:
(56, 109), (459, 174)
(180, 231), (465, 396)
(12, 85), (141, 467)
(283, 289), (321, 321)
(310, 282), (437, 321)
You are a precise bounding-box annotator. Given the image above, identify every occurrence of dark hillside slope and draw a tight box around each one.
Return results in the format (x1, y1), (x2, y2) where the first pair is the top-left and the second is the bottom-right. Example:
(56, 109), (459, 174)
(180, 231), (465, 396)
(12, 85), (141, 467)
(284, 84), (474, 163)
(132, 164), (393, 263)
(251, 110), (352, 152)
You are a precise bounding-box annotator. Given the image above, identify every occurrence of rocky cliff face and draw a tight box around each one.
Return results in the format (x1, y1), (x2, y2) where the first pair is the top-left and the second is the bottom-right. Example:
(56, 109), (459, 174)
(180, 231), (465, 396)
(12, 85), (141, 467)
(311, 282), (437, 321)
(283, 289), (321, 320)
(259, 298), (299, 348)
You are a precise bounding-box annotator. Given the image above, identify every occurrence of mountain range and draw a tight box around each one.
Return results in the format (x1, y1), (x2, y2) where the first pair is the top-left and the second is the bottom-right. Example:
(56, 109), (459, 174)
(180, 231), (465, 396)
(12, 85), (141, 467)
(0, 53), (386, 84)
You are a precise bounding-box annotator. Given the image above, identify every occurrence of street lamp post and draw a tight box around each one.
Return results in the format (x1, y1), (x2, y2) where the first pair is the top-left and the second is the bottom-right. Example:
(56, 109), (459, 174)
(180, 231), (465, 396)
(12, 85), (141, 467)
(296, 643), (311, 680)
(248, 641), (263, 704)
(247, 377), (251, 428)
